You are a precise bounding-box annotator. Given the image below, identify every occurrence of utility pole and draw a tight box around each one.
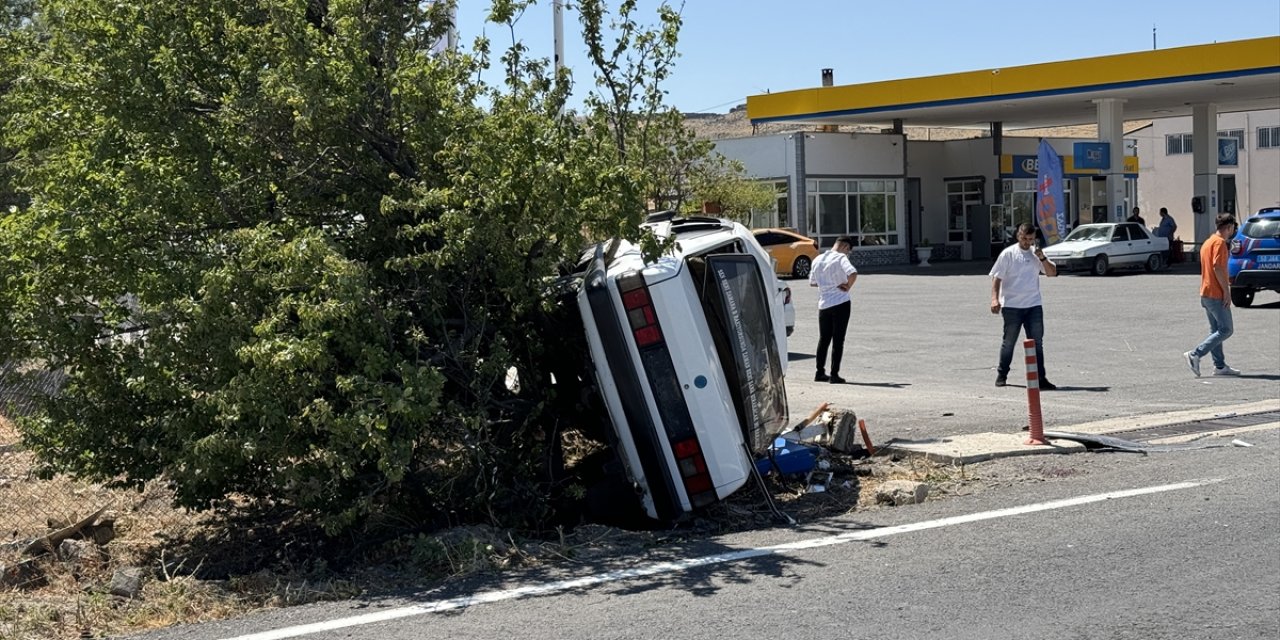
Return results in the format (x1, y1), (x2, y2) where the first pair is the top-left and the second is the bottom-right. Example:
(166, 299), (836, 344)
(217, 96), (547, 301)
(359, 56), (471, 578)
(553, 0), (565, 71)
(1152, 24), (1157, 50)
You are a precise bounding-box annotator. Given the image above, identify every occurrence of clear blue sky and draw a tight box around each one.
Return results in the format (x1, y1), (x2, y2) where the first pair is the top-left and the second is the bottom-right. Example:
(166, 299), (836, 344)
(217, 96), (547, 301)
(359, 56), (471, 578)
(453, 0), (1280, 113)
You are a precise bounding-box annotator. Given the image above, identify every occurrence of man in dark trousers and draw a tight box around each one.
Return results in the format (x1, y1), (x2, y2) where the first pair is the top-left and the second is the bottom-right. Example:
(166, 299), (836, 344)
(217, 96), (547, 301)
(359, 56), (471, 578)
(809, 236), (858, 384)
(1153, 207), (1178, 269)
(990, 223), (1059, 389)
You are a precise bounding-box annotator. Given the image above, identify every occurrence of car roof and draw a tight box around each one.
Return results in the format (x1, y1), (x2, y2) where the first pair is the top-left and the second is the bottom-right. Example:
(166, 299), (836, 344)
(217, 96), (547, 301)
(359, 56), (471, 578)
(1250, 208), (1280, 219)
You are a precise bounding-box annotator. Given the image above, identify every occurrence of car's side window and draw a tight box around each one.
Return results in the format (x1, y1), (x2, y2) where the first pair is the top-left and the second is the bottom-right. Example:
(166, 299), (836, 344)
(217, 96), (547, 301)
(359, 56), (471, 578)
(755, 233), (782, 246)
(1129, 225), (1150, 240)
(1112, 226), (1131, 242)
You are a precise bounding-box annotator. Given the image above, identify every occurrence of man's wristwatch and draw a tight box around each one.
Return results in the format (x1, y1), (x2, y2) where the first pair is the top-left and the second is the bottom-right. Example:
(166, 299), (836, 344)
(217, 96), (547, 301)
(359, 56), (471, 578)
(1039, 256), (1048, 262)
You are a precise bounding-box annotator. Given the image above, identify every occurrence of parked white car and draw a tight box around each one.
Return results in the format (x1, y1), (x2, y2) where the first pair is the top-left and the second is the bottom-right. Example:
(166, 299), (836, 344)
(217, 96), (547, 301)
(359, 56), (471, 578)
(568, 214), (790, 522)
(1041, 222), (1169, 276)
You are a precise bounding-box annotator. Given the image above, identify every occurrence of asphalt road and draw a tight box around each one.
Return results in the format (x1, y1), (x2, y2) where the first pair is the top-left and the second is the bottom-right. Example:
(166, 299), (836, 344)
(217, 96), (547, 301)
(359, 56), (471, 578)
(136, 427), (1280, 640)
(781, 261), (1280, 442)
(130, 262), (1280, 640)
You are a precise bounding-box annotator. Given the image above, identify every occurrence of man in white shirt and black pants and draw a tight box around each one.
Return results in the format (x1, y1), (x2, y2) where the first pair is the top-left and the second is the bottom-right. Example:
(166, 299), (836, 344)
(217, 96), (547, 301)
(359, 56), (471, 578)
(990, 223), (1059, 389)
(809, 236), (859, 384)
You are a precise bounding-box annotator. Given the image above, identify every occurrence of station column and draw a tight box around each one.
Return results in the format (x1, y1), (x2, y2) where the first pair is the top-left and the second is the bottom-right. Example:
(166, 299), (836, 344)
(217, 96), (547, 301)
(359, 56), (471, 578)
(1094, 98), (1127, 223)
(1191, 103), (1219, 246)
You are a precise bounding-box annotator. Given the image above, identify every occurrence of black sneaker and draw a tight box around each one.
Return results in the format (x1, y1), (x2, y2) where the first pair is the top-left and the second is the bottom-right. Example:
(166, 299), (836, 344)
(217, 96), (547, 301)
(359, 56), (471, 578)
(1040, 380), (1057, 390)
(814, 372), (829, 382)
(829, 375), (847, 384)
(994, 376), (1007, 387)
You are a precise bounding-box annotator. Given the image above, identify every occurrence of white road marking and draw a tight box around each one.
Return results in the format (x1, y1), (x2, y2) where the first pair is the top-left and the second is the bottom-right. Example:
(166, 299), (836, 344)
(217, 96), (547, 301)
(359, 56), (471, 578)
(223, 480), (1216, 640)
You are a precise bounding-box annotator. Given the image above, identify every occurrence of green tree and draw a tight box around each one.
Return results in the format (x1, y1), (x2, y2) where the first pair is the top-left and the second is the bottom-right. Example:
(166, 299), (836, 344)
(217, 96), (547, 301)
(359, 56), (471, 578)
(0, 0), (38, 209)
(0, 0), (701, 534)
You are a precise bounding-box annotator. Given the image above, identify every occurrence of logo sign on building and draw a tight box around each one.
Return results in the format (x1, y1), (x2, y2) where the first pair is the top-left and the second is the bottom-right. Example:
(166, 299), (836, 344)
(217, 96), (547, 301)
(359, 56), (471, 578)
(1036, 140), (1067, 245)
(1073, 142), (1110, 170)
(1218, 137), (1239, 167)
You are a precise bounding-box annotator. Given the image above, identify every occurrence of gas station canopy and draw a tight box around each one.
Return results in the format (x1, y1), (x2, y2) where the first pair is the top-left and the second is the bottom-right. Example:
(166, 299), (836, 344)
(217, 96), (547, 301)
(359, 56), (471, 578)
(746, 37), (1280, 130)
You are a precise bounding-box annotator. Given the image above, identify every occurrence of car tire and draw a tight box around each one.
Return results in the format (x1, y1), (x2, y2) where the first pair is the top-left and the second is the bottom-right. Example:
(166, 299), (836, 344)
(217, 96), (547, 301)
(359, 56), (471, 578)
(1092, 254), (1110, 276)
(1145, 254), (1161, 272)
(792, 255), (812, 279)
(1231, 287), (1255, 308)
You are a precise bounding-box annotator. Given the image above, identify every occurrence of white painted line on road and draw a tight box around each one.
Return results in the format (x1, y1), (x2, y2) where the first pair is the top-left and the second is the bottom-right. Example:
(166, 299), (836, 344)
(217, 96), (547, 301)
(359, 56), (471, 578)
(223, 479), (1217, 640)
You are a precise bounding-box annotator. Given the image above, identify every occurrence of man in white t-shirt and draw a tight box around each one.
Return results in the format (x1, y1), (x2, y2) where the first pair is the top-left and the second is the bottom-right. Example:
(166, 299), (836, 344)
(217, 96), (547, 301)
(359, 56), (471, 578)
(989, 223), (1059, 389)
(808, 236), (859, 384)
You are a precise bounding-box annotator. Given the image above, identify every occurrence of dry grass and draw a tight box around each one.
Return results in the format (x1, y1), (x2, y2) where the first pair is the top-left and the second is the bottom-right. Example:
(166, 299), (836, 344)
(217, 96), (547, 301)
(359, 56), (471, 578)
(0, 411), (365, 640)
(0, 409), (976, 640)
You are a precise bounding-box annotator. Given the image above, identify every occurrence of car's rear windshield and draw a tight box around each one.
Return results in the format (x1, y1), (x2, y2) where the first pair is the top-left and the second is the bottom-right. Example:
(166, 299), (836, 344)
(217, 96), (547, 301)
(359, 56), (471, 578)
(1242, 217), (1280, 239)
(688, 253), (787, 453)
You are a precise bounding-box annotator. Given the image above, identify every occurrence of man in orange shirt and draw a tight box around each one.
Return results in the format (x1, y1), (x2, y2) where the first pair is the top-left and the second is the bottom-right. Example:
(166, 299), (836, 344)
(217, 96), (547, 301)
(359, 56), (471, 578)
(1184, 214), (1240, 377)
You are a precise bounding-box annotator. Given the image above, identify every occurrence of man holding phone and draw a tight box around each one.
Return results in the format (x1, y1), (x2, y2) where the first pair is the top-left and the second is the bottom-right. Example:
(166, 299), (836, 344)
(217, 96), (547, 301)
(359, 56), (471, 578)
(990, 223), (1058, 389)
(809, 236), (858, 384)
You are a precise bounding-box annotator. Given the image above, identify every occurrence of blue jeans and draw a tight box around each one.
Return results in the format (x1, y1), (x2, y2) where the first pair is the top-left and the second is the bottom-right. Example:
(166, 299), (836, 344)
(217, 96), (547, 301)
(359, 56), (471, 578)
(998, 306), (1046, 380)
(1192, 296), (1233, 369)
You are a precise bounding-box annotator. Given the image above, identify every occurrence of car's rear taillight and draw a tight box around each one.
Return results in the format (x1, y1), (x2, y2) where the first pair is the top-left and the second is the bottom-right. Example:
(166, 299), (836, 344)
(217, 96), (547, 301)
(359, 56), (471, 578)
(672, 437), (716, 507)
(1229, 239), (1243, 255)
(784, 286), (792, 305)
(619, 273), (663, 347)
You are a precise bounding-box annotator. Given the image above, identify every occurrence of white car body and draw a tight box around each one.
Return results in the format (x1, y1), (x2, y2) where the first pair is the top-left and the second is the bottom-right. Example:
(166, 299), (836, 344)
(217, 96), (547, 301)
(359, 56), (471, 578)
(574, 216), (790, 521)
(1041, 222), (1169, 275)
(783, 286), (795, 337)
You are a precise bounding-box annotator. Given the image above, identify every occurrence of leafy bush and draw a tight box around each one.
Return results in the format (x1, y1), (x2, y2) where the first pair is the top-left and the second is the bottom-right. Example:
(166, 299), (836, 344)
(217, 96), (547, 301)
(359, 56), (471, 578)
(0, 0), (722, 534)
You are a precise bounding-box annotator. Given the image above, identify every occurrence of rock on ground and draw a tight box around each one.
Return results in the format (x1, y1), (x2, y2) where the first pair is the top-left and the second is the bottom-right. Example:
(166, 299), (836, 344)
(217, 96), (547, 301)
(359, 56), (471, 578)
(874, 480), (931, 506)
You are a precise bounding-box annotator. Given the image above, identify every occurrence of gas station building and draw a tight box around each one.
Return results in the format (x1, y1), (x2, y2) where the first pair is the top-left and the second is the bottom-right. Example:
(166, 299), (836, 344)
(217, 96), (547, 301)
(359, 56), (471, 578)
(717, 36), (1279, 265)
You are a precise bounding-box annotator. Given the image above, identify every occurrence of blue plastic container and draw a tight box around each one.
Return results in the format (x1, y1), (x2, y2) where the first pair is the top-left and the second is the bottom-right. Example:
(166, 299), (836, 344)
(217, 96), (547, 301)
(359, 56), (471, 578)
(755, 439), (819, 476)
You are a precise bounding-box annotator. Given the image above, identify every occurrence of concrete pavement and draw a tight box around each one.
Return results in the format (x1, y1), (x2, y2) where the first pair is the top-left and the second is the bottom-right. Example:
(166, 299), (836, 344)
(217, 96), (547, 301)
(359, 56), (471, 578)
(878, 399), (1280, 464)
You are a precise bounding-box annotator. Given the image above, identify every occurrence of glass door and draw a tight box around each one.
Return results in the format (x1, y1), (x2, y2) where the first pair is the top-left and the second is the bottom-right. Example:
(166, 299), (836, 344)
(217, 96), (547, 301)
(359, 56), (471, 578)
(946, 179), (983, 242)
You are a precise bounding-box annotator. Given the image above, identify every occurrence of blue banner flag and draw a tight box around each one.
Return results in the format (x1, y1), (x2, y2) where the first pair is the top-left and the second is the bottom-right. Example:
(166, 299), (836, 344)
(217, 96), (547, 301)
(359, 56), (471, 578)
(1036, 140), (1067, 245)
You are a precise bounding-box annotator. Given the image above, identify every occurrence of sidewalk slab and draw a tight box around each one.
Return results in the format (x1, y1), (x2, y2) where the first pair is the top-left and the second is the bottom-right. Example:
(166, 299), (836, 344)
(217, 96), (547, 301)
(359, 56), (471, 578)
(881, 432), (1085, 465)
(880, 400), (1280, 465)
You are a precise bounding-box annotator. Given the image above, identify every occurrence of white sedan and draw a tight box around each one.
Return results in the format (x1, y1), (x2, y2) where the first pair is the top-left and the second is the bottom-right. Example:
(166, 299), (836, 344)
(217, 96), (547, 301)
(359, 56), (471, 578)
(1042, 222), (1169, 276)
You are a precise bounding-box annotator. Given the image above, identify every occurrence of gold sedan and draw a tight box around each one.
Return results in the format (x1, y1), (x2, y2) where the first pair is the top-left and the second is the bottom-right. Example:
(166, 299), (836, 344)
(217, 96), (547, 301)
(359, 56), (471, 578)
(752, 228), (820, 279)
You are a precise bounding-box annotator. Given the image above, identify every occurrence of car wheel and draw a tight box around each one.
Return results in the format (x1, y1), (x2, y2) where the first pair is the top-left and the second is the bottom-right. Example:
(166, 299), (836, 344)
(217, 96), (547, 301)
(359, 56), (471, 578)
(1145, 254), (1161, 272)
(1231, 287), (1255, 308)
(792, 255), (812, 279)
(1091, 254), (1110, 276)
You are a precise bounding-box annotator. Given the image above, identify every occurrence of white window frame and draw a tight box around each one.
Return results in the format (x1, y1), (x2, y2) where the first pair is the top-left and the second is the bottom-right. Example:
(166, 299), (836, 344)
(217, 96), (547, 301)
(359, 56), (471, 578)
(804, 178), (901, 248)
(1258, 126), (1280, 150)
(1218, 129), (1245, 152)
(1165, 133), (1193, 155)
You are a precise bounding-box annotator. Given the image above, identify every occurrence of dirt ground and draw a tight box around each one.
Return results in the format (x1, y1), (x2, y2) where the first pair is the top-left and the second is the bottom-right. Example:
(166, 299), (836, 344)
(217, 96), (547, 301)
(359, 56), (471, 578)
(1, 409), (1058, 640)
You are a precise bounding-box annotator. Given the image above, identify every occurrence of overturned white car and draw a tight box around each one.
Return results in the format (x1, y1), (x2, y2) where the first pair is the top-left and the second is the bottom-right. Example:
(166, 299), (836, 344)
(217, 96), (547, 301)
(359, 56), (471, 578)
(561, 214), (790, 522)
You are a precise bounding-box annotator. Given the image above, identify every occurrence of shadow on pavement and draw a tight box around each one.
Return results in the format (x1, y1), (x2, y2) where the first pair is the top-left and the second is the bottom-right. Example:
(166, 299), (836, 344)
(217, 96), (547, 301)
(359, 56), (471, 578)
(1004, 384), (1111, 392)
(839, 381), (911, 389)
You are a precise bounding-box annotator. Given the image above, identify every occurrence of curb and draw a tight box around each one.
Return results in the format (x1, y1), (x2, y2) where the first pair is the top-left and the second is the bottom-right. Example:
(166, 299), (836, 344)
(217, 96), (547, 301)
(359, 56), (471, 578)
(880, 399), (1280, 464)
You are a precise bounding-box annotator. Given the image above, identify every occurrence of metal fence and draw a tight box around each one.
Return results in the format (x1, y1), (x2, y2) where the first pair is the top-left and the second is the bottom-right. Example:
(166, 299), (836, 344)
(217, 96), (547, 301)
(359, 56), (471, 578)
(1, 362), (200, 548)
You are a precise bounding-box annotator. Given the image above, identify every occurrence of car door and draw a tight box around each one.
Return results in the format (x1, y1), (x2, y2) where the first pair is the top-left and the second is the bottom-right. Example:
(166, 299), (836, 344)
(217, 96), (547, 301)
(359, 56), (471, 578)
(1127, 224), (1156, 261)
(1110, 225), (1136, 265)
